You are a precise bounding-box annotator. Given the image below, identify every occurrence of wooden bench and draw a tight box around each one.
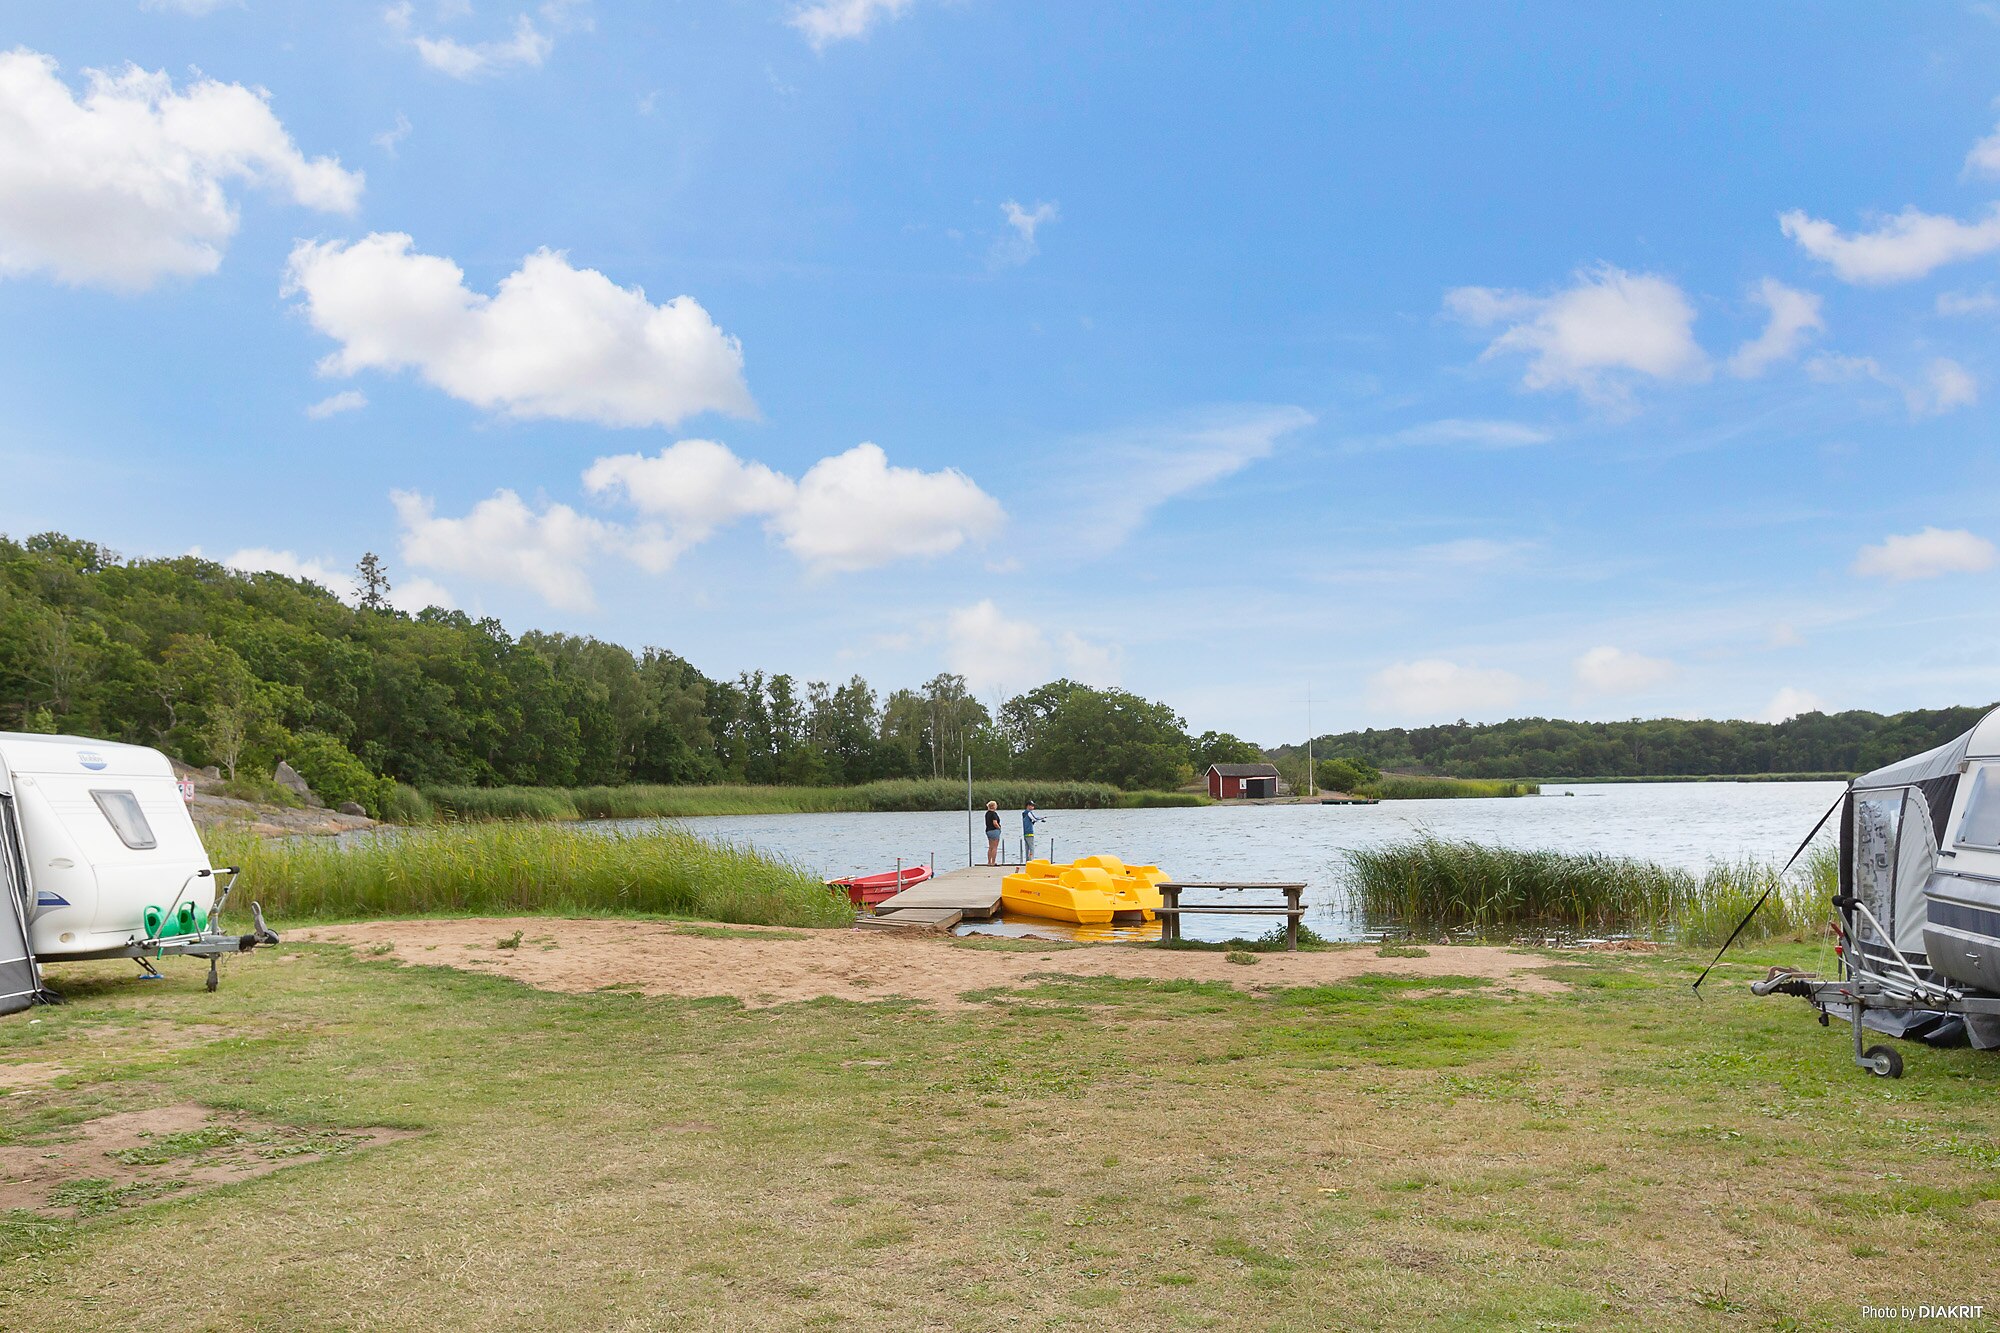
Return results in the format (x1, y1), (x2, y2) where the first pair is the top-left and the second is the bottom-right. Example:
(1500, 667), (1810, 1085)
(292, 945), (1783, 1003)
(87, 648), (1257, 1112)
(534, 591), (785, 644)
(1155, 882), (1309, 951)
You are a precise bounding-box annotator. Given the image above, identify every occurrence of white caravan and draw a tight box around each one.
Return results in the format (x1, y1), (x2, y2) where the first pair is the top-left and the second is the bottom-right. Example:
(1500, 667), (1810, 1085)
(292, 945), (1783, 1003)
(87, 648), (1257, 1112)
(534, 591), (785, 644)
(1755, 705), (2000, 1077)
(0, 732), (277, 1015)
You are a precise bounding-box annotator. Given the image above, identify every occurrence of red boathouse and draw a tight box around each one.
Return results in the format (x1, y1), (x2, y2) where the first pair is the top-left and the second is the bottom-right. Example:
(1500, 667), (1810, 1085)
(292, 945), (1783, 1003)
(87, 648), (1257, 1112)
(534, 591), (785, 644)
(1206, 762), (1281, 800)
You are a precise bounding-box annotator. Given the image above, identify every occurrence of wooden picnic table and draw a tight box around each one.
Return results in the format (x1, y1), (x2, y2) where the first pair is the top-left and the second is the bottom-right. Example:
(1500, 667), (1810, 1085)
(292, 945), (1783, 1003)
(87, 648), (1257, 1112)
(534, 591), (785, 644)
(1154, 881), (1308, 951)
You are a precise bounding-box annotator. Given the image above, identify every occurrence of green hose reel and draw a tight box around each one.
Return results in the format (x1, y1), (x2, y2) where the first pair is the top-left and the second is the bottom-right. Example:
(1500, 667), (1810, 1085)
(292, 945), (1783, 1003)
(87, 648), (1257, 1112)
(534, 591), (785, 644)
(143, 902), (208, 941)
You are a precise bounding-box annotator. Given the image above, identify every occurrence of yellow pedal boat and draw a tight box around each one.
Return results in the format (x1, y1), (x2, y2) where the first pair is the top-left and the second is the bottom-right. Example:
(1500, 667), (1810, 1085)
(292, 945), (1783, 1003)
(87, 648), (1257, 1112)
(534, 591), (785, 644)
(1000, 855), (1167, 925)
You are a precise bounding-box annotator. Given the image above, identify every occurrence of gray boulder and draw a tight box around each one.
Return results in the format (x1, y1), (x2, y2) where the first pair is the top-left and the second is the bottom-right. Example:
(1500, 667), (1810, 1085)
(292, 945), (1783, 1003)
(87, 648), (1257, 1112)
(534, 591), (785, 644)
(336, 800), (368, 818)
(273, 760), (325, 808)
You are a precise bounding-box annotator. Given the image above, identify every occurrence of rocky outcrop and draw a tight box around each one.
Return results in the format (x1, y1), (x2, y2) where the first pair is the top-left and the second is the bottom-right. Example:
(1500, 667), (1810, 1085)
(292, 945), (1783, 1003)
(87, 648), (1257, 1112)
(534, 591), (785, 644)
(336, 800), (367, 817)
(188, 793), (374, 838)
(168, 758), (225, 794)
(273, 760), (324, 808)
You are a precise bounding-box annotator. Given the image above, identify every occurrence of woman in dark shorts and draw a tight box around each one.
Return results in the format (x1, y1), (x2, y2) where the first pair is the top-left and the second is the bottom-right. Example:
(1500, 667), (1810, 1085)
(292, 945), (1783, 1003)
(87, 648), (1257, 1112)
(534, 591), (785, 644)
(984, 801), (1002, 865)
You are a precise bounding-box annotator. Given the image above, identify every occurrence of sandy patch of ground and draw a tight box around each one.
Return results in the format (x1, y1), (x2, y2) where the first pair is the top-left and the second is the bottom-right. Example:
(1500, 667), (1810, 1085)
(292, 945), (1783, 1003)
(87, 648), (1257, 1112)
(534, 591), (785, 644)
(0, 1062), (68, 1093)
(0, 1103), (413, 1216)
(301, 918), (1567, 1009)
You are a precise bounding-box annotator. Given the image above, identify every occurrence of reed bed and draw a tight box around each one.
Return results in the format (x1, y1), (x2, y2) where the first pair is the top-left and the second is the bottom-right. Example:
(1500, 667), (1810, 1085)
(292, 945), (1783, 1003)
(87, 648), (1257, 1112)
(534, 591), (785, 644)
(420, 779), (1205, 823)
(205, 822), (852, 928)
(1362, 776), (1540, 800)
(1345, 835), (1832, 944)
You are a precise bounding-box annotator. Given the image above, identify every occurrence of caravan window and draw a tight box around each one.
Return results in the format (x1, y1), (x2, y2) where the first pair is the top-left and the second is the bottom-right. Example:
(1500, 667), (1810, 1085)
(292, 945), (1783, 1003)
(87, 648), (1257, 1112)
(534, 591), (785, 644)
(90, 790), (157, 850)
(1957, 767), (2000, 849)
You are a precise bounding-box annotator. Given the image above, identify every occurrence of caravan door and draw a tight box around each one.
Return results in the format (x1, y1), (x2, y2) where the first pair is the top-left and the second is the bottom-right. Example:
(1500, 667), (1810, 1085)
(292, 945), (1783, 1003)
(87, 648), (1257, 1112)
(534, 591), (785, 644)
(0, 760), (44, 1015)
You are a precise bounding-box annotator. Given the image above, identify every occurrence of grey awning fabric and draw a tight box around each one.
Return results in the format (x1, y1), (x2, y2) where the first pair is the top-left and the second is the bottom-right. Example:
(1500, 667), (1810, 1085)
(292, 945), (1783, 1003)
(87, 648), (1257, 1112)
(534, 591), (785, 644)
(1853, 729), (1978, 790)
(0, 794), (43, 1016)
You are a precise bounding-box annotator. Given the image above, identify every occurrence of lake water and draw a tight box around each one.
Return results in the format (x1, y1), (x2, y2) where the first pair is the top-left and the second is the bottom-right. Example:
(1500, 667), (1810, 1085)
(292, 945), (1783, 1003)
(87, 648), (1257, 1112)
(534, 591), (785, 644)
(639, 781), (1846, 944)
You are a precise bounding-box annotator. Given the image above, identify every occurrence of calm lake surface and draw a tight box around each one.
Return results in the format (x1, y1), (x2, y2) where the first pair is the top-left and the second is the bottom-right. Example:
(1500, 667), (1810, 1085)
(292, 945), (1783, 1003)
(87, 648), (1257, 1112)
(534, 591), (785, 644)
(639, 781), (1846, 944)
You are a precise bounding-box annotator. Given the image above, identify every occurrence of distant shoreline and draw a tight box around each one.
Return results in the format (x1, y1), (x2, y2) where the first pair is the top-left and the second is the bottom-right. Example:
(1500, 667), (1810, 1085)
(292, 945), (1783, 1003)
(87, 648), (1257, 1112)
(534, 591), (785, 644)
(1514, 772), (1852, 785)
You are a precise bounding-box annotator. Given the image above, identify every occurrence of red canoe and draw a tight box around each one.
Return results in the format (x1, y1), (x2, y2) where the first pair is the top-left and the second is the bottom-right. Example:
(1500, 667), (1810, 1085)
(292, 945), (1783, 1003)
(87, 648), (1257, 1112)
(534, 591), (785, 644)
(828, 864), (934, 906)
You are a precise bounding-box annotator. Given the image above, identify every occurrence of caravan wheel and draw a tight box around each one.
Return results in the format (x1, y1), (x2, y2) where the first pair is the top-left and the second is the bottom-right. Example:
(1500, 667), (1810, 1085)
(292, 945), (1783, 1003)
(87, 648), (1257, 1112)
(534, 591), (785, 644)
(1862, 1044), (1904, 1079)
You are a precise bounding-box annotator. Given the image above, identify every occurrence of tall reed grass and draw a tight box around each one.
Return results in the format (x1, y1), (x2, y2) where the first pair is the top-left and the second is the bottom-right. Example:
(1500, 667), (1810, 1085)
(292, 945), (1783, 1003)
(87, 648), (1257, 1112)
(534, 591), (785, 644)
(420, 779), (1205, 823)
(1345, 835), (1831, 944)
(206, 823), (852, 928)
(1362, 776), (1540, 800)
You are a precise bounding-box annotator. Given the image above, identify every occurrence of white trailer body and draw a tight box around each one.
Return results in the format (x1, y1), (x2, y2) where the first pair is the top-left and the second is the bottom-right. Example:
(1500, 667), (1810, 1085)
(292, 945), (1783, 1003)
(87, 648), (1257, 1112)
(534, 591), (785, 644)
(1, 733), (215, 959)
(0, 732), (277, 1012)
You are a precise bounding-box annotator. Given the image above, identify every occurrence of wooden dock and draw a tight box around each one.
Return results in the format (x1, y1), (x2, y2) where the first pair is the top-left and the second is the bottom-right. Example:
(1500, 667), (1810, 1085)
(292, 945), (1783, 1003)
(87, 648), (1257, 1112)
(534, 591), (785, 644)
(857, 865), (1006, 931)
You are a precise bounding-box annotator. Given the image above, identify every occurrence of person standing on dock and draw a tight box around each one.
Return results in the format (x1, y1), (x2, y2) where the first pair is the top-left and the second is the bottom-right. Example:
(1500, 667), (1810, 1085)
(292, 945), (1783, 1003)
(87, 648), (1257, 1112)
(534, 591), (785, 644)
(1022, 801), (1045, 860)
(984, 801), (1002, 865)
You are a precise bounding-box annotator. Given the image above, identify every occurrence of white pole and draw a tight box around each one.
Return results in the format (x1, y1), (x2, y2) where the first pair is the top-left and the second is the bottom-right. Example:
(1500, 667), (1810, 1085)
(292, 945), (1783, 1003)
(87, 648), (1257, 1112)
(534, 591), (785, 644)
(966, 754), (975, 868)
(1306, 683), (1316, 800)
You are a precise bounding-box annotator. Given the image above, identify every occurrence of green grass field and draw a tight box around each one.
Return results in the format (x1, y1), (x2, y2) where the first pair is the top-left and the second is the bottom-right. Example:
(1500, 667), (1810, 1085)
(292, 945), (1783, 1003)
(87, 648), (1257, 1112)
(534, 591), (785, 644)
(2, 928), (1995, 1330)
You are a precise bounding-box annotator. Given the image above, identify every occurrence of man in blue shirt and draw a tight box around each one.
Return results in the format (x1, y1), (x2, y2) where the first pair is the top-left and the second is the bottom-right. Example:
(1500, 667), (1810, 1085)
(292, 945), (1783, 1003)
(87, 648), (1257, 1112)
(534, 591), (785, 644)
(1022, 801), (1045, 860)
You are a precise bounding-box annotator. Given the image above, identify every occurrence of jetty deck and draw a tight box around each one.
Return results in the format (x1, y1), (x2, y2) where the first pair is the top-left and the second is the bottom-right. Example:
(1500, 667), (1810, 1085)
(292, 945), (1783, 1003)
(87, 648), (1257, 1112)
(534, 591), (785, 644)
(859, 865), (1006, 931)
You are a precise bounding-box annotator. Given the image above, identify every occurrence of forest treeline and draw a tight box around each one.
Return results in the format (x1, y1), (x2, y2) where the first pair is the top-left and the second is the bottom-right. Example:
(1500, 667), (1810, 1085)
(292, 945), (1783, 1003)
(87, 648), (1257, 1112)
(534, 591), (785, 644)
(7, 533), (1985, 816)
(1276, 707), (1994, 781)
(0, 534), (1263, 814)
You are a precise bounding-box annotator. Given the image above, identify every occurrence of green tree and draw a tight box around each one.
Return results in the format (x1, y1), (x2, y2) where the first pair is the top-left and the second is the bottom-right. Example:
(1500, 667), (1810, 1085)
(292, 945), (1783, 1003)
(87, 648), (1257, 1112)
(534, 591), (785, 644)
(1192, 729), (1263, 770)
(1029, 686), (1194, 791)
(1315, 756), (1381, 794)
(355, 552), (392, 611)
(160, 634), (284, 779)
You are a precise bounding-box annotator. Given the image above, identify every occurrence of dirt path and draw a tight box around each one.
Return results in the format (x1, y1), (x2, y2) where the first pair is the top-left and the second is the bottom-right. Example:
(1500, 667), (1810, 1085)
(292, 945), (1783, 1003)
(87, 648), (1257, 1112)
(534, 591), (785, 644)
(301, 918), (1567, 1009)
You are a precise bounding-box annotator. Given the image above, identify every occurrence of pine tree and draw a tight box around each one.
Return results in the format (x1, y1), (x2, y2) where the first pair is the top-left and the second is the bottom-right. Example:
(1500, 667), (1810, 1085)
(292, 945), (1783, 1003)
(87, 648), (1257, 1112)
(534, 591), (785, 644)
(355, 552), (392, 611)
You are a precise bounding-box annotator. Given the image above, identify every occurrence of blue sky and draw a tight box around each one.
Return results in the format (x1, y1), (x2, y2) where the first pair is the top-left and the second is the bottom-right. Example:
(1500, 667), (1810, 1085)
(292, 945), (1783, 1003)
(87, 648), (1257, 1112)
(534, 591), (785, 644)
(6, 1), (2000, 744)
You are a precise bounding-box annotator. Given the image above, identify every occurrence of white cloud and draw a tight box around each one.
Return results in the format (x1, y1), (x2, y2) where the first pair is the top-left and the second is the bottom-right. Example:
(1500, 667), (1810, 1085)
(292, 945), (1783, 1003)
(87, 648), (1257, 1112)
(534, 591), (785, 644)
(582, 438), (795, 564)
(583, 438), (1004, 574)
(1780, 205), (2000, 285)
(1573, 645), (1678, 696)
(1918, 357), (1978, 415)
(1727, 278), (1823, 377)
(1806, 353), (1977, 418)
(1445, 266), (1708, 403)
(1056, 631), (1121, 688)
(1852, 526), (1998, 581)
(415, 17), (552, 78)
(1756, 686), (1828, 724)
(391, 488), (658, 612)
(285, 233), (754, 428)
(1056, 406), (1314, 553)
(1938, 288), (1999, 316)
(0, 50), (360, 291)
(772, 443), (1004, 573)
(1967, 121), (2000, 179)
(220, 546), (452, 613)
(1805, 352), (1882, 383)
(1359, 418), (1553, 450)
(946, 601), (1051, 694)
(305, 390), (368, 420)
(387, 3), (588, 79)
(945, 600), (1117, 695)
(373, 111), (411, 155)
(994, 199), (1058, 266)
(790, 0), (914, 50)
(1366, 659), (1533, 721)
